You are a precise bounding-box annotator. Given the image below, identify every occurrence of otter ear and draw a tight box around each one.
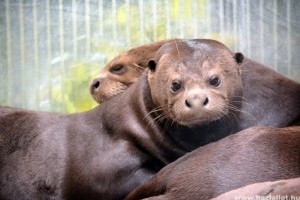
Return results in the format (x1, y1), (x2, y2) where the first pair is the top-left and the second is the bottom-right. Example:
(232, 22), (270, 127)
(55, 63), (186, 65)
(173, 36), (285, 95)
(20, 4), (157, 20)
(234, 52), (244, 64)
(148, 60), (157, 72)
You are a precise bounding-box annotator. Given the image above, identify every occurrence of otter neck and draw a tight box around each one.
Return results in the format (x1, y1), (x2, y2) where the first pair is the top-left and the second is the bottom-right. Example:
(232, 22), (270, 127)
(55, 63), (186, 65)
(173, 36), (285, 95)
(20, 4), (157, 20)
(156, 97), (243, 152)
(135, 75), (188, 160)
(141, 76), (241, 152)
(100, 74), (187, 166)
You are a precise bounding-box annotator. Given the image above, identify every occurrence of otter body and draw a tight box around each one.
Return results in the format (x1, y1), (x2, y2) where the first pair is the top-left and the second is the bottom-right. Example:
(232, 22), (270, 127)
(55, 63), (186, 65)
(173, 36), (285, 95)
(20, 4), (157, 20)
(125, 126), (300, 200)
(167, 56), (300, 150)
(0, 80), (182, 200)
(0, 39), (244, 199)
(91, 39), (300, 151)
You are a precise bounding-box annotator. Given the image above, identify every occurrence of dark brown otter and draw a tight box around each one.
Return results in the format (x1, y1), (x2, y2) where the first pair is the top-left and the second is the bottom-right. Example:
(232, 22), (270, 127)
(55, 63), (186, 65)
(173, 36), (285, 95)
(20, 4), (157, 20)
(125, 126), (300, 200)
(0, 39), (243, 200)
(90, 39), (177, 103)
(212, 177), (300, 200)
(91, 39), (300, 149)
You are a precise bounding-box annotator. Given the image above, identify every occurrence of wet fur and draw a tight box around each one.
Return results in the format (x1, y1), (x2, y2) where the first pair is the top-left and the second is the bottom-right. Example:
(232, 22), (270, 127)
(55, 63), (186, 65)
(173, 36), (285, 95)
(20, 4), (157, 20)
(1, 39), (238, 199)
(125, 126), (300, 200)
(90, 39), (177, 103)
(91, 39), (300, 150)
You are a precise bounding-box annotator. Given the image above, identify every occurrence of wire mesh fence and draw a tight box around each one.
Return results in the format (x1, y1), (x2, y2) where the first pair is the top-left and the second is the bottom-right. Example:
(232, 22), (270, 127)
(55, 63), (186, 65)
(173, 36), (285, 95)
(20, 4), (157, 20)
(0, 0), (299, 112)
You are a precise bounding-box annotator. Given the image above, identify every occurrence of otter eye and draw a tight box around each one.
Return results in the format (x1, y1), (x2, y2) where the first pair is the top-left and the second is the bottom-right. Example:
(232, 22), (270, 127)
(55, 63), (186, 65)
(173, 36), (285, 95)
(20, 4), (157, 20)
(210, 76), (220, 87)
(171, 81), (182, 92)
(110, 65), (126, 75)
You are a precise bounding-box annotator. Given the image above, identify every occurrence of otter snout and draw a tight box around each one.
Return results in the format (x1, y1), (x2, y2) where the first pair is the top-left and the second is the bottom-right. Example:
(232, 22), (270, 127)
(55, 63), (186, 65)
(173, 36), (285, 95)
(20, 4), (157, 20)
(184, 89), (209, 109)
(90, 78), (102, 94)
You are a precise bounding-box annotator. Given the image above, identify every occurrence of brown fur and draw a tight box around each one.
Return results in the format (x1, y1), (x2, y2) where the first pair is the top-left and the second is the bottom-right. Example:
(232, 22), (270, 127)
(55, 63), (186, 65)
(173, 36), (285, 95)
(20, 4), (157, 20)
(90, 39), (177, 103)
(0, 39), (243, 200)
(90, 39), (300, 129)
(125, 126), (300, 200)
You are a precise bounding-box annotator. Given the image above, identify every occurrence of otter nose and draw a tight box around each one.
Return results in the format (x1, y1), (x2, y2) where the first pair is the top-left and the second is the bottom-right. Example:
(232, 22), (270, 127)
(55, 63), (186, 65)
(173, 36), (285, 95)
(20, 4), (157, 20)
(90, 78), (101, 94)
(185, 97), (209, 108)
(185, 91), (209, 108)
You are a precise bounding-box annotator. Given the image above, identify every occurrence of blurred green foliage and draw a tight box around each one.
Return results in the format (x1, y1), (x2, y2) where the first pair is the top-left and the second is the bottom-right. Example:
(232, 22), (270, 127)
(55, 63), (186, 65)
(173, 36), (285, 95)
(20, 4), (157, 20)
(56, 0), (239, 113)
(1, 0), (298, 113)
(1, 0), (240, 113)
(51, 62), (99, 113)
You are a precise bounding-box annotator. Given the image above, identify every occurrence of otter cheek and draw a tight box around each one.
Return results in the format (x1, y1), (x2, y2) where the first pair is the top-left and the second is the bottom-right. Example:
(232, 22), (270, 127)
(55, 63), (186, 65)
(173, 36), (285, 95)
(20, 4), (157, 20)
(150, 84), (165, 108)
(207, 93), (229, 117)
(98, 81), (128, 103)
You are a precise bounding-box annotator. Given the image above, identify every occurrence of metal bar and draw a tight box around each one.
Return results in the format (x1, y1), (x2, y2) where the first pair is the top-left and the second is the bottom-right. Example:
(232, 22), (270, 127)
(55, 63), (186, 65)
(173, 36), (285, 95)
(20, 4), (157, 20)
(72, 0), (77, 59)
(85, 0), (90, 56)
(33, 0), (40, 107)
(260, 0), (264, 63)
(46, 0), (52, 109)
(98, 0), (103, 38)
(246, 0), (251, 57)
(165, 0), (170, 38)
(126, 0), (131, 46)
(219, 0), (224, 42)
(59, 0), (65, 110)
(59, 0), (65, 68)
(192, 0), (198, 38)
(179, 0), (184, 38)
(5, 0), (12, 105)
(19, 0), (25, 107)
(206, 0), (211, 34)
(112, 0), (117, 45)
(233, 0), (237, 50)
(287, 0), (291, 76)
(152, 0), (157, 41)
(273, 0), (278, 71)
(139, 0), (144, 43)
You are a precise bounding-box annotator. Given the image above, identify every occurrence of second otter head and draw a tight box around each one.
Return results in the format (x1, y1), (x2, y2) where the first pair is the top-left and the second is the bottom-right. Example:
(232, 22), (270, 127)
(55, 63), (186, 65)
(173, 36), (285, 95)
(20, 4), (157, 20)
(89, 53), (146, 103)
(90, 39), (177, 103)
(147, 39), (244, 127)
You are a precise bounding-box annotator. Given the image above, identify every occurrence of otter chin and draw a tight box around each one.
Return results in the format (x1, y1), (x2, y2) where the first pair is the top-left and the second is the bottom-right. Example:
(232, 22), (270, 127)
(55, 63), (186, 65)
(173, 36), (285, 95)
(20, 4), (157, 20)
(147, 40), (244, 128)
(90, 78), (129, 102)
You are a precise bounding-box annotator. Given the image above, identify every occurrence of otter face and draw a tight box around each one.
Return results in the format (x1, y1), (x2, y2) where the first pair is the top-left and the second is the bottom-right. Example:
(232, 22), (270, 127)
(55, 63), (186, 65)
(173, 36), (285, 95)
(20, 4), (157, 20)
(90, 53), (146, 103)
(90, 39), (177, 104)
(148, 40), (244, 127)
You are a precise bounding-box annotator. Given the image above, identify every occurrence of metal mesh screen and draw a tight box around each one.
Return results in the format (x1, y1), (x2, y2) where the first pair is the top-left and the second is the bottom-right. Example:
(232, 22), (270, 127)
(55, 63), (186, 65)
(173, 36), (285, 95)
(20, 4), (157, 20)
(0, 0), (299, 112)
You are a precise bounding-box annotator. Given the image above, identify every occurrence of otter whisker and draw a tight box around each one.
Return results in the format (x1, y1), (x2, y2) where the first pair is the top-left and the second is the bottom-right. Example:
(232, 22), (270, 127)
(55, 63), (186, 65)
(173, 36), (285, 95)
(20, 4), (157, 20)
(173, 40), (182, 60)
(145, 107), (163, 117)
(144, 105), (168, 120)
(145, 112), (165, 129)
(228, 104), (253, 118)
(132, 63), (145, 70)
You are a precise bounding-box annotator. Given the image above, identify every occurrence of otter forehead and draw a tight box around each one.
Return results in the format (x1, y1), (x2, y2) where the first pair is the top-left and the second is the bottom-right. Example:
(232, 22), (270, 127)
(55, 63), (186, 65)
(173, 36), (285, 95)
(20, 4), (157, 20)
(160, 52), (234, 75)
(161, 41), (233, 64)
(164, 39), (230, 51)
(185, 39), (231, 51)
(109, 54), (126, 67)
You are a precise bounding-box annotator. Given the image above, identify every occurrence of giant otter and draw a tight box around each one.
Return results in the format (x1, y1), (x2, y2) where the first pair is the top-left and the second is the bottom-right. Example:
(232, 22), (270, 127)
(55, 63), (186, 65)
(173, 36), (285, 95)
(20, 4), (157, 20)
(125, 126), (300, 200)
(0, 39), (243, 200)
(90, 39), (300, 134)
(90, 39), (177, 103)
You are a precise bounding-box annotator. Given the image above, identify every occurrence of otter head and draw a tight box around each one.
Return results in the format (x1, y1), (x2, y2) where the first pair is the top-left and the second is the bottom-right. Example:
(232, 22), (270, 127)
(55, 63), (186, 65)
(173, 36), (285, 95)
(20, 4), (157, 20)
(147, 39), (244, 127)
(89, 53), (146, 103)
(90, 39), (177, 103)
